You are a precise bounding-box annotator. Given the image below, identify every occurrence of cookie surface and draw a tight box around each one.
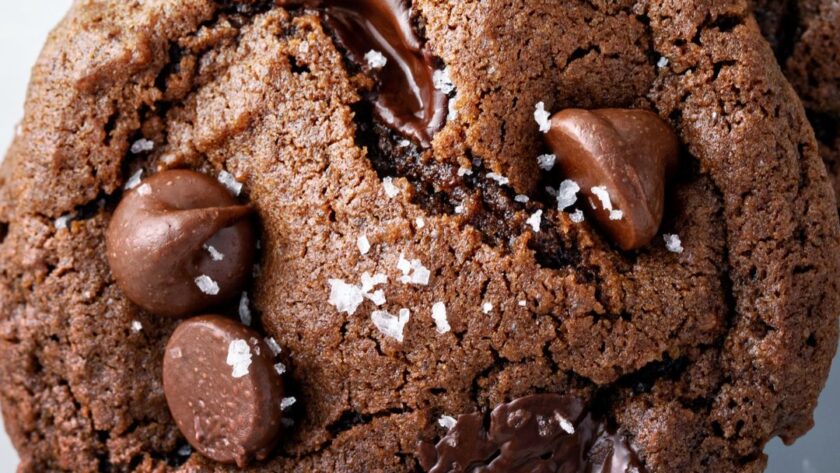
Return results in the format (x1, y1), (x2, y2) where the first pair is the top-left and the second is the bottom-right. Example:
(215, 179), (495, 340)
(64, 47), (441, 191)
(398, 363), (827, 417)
(0, 1), (838, 472)
(754, 0), (840, 206)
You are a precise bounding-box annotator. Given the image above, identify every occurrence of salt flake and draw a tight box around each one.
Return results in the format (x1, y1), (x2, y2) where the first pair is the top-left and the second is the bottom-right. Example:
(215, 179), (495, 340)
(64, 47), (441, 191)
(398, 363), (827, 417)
(328, 279), (365, 315)
(431, 302), (451, 334)
(131, 320), (143, 332)
(265, 337), (282, 356)
(591, 185), (623, 220)
(357, 233), (371, 255)
(371, 309), (411, 342)
(137, 183), (152, 196)
(365, 50), (387, 69)
(195, 275), (220, 295)
(239, 292), (252, 326)
(570, 209), (585, 223)
(280, 397), (297, 410)
(383, 177), (400, 198)
(482, 302), (494, 314)
(527, 210), (543, 232)
(433, 68), (455, 94)
(487, 173), (509, 186)
(397, 254), (431, 285)
(534, 102), (551, 133)
(218, 170), (243, 196)
(663, 234), (684, 253)
(204, 244), (225, 261)
(226, 340), (252, 378)
(130, 138), (155, 154)
(124, 169), (143, 190)
(438, 415), (457, 430)
(515, 194), (530, 203)
(537, 153), (556, 171)
(557, 180), (580, 210)
(274, 362), (287, 376)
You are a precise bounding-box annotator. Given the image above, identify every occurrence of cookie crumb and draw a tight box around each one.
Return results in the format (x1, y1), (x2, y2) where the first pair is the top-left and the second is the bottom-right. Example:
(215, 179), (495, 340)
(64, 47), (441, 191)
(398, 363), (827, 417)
(663, 234), (684, 253)
(431, 302), (451, 334)
(194, 275), (220, 295)
(365, 50), (387, 69)
(534, 102), (551, 132)
(218, 170), (243, 196)
(226, 340), (252, 378)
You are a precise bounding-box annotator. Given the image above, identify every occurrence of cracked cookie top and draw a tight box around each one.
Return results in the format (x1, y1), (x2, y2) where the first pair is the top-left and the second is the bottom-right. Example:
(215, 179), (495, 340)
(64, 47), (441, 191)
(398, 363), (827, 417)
(0, 0), (838, 472)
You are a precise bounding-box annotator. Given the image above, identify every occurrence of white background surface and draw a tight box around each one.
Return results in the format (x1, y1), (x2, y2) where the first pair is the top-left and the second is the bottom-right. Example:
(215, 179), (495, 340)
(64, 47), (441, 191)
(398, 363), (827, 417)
(0, 1), (837, 472)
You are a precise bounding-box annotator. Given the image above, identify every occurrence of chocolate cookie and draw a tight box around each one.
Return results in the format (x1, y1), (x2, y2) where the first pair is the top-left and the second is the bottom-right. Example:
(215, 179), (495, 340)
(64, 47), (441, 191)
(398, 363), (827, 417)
(1, 1), (838, 472)
(754, 0), (840, 207)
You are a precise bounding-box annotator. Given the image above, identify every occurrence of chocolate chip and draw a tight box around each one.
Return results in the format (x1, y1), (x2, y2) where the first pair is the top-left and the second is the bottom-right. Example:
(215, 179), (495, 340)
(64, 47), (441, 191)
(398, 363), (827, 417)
(163, 315), (286, 467)
(106, 169), (256, 317)
(545, 109), (679, 251)
(279, 0), (448, 147)
(418, 394), (646, 473)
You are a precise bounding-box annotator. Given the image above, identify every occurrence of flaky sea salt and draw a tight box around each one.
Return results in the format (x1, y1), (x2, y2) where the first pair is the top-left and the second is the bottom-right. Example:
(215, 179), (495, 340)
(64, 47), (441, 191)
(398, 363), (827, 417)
(55, 213), (75, 230)
(457, 166), (473, 177)
(534, 102), (551, 133)
(274, 362), (287, 376)
(194, 275), (220, 295)
(397, 254), (431, 285)
(415, 217), (426, 229)
(431, 302), (451, 334)
(527, 210), (543, 232)
(447, 95), (459, 121)
(383, 177), (400, 198)
(357, 233), (371, 255)
(371, 309), (411, 342)
(482, 302), (494, 314)
(433, 68), (455, 94)
(328, 279), (365, 315)
(239, 292), (252, 326)
(124, 169), (143, 190)
(280, 397), (297, 410)
(438, 415), (457, 430)
(205, 244), (225, 261)
(226, 340), (252, 378)
(487, 173), (509, 186)
(570, 209), (585, 223)
(131, 320), (143, 333)
(557, 179), (580, 210)
(265, 337), (282, 356)
(137, 183), (152, 196)
(397, 139), (411, 148)
(454, 204), (465, 214)
(365, 50), (388, 69)
(130, 138), (155, 154)
(591, 186), (624, 220)
(537, 153), (556, 171)
(515, 195), (530, 203)
(518, 300), (527, 307)
(361, 272), (388, 306)
(663, 234), (684, 253)
(657, 56), (669, 68)
(557, 413), (575, 434)
(218, 170), (243, 196)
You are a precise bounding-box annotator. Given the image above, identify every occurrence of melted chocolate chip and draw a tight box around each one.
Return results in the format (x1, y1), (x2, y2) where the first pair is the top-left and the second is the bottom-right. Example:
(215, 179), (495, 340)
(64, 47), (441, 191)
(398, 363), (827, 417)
(545, 109), (679, 251)
(417, 394), (646, 473)
(106, 170), (256, 317)
(163, 315), (286, 467)
(279, 0), (448, 146)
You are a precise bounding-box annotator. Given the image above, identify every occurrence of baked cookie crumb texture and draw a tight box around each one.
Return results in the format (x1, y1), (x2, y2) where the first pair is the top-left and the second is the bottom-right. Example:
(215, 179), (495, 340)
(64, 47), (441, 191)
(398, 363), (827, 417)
(0, 0), (838, 472)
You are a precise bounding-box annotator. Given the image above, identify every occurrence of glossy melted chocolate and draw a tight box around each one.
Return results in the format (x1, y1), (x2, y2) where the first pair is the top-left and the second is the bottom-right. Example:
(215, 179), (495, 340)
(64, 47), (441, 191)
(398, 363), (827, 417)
(279, 0), (448, 146)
